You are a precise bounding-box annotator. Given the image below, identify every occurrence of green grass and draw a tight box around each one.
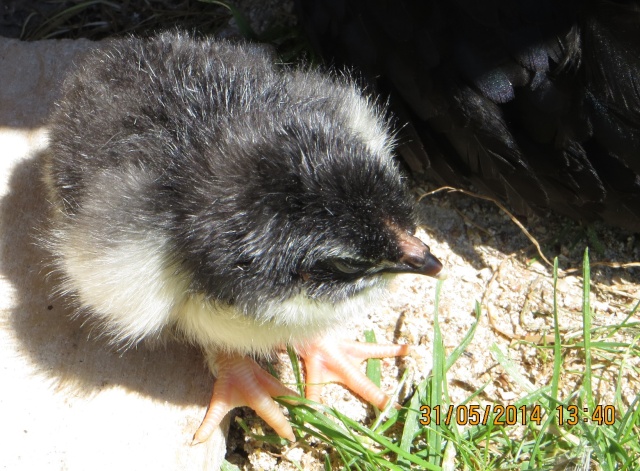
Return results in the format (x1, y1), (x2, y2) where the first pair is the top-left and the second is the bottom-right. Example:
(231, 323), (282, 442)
(19, 0), (231, 40)
(17, 0), (307, 60)
(233, 249), (640, 470)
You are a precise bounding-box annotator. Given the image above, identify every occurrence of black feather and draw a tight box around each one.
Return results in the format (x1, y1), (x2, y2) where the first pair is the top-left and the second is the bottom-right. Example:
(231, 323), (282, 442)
(296, 0), (640, 230)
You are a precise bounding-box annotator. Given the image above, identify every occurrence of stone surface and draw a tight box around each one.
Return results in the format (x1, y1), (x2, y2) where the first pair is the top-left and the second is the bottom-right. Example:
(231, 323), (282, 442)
(0, 37), (227, 471)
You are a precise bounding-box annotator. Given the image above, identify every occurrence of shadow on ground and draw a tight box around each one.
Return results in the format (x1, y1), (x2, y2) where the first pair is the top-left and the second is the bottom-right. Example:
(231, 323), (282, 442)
(0, 150), (212, 407)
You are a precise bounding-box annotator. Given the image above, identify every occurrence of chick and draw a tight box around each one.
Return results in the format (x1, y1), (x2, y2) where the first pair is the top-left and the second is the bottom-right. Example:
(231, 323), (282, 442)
(44, 32), (443, 443)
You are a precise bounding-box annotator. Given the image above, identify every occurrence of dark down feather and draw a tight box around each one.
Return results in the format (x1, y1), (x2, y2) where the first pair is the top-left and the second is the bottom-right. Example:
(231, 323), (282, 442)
(295, 0), (640, 231)
(45, 32), (429, 324)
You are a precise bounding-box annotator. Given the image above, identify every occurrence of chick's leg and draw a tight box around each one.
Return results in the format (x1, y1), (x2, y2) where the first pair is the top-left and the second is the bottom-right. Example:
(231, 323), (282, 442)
(297, 336), (409, 409)
(193, 352), (298, 444)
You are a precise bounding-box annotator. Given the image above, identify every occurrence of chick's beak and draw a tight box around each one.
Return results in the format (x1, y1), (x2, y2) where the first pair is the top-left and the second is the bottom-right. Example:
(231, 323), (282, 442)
(392, 233), (444, 278)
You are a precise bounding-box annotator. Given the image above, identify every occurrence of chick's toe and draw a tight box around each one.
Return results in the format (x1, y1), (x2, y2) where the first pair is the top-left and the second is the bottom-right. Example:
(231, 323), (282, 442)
(194, 353), (298, 444)
(298, 336), (409, 410)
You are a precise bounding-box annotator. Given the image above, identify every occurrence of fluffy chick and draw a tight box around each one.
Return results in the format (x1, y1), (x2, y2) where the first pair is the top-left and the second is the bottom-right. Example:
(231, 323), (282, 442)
(44, 32), (442, 443)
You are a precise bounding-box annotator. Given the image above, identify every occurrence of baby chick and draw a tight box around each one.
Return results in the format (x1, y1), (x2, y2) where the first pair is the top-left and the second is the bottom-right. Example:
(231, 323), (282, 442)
(44, 32), (442, 443)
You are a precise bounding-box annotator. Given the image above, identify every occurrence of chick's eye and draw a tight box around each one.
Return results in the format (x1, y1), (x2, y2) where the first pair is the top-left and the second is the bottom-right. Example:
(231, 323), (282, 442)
(330, 259), (371, 275)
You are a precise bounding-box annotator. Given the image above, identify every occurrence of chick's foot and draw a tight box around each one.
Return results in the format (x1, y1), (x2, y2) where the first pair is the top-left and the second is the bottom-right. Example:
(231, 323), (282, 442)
(297, 336), (409, 409)
(193, 353), (298, 444)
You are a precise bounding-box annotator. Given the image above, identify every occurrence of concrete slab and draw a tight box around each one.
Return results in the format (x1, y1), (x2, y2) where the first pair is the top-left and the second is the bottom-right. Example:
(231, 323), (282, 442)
(0, 37), (227, 471)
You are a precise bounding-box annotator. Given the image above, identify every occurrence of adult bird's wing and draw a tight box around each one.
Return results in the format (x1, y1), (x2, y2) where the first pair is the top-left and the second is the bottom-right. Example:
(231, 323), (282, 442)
(296, 0), (640, 230)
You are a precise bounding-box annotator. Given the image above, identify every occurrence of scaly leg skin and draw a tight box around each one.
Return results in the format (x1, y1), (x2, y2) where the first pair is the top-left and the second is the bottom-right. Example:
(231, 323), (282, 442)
(297, 336), (409, 410)
(193, 352), (298, 445)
